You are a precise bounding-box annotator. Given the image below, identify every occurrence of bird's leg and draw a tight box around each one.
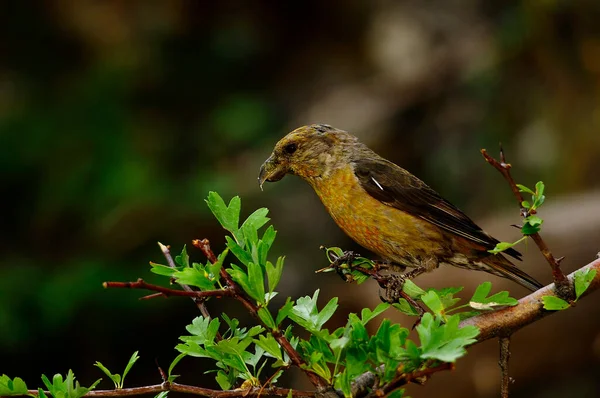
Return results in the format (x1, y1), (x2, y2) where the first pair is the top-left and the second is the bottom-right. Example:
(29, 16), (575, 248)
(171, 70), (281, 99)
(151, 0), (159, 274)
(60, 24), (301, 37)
(329, 250), (359, 282)
(400, 266), (427, 281)
(377, 274), (425, 318)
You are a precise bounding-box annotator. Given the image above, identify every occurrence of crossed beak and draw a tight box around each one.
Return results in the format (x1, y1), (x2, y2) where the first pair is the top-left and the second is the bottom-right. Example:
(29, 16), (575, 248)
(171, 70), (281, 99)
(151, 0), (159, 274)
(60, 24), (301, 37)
(258, 154), (288, 190)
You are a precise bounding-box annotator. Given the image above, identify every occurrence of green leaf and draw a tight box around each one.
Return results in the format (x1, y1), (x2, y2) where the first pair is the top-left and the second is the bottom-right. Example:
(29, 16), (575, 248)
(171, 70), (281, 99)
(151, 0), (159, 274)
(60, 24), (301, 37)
(240, 208), (270, 248)
(542, 295), (570, 310)
(429, 287), (463, 309)
(257, 308), (276, 330)
(276, 298), (294, 326)
(254, 334), (283, 361)
(521, 223), (541, 235)
(421, 290), (444, 317)
(227, 264), (252, 296)
(206, 192), (241, 235)
(175, 245), (190, 268)
(469, 282), (518, 310)
(392, 299), (421, 316)
(521, 200), (531, 209)
(0, 375), (30, 396)
(226, 236), (253, 266)
(535, 181), (545, 198)
(149, 262), (177, 277)
(289, 290), (338, 333)
(417, 314), (479, 362)
(168, 353), (187, 382)
(247, 262), (265, 303)
(93, 361), (120, 388)
(402, 280), (426, 298)
(215, 370), (231, 390)
(574, 269), (596, 300)
(524, 215), (543, 226)
(359, 303), (390, 325)
(172, 265), (217, 290)
(41, 370), (101, 398)
(184, 316), (221, 344)
(121, 351), (139, 388)
(516, 184), (535, 195)
(266, 257), (284, 295)
(488, 238), (525, 254)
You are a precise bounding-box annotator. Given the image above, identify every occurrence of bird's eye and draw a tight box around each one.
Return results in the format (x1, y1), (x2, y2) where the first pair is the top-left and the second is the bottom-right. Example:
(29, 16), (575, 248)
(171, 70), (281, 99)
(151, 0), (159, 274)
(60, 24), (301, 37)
(284, 143), (297, 154)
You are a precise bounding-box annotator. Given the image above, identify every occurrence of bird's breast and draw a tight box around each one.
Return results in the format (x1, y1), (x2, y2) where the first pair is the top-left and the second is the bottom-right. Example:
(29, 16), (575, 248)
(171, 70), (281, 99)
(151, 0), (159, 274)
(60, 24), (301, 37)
(307, 165), (446, 266)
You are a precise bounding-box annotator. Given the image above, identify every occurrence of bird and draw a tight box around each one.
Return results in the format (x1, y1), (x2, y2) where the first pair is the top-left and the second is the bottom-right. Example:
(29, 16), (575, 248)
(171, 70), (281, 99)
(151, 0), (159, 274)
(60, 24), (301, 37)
(258, 124), (542, 291)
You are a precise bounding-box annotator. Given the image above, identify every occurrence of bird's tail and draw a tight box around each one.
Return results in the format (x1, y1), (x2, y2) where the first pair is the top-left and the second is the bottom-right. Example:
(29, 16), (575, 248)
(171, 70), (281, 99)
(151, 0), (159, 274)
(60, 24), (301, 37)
(479, 254), (543, 291)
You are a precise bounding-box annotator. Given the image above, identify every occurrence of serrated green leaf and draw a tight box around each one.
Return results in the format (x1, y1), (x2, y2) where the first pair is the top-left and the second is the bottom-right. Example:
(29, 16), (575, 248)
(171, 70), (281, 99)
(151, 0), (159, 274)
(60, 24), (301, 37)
(417, 314), (478, 362)
(360, 303), (390, 325)
(469, 282), (518, 310)
(524, 215), (543, 226)
(206, 192), (241, 235)
(215, 370), (231, 390)
(0, 375), (29, 396)
(254, 334), (283, 361)
(429, 287), (463, 309)
(421, 291), (444, 316)
(542, 296), (570, 311)
(521, 223), (541, 235)
(240, 208), (270, 248)
(173, 266), (216, 290)
(574, 268), (596, 300)
(542, 295), (570, 310)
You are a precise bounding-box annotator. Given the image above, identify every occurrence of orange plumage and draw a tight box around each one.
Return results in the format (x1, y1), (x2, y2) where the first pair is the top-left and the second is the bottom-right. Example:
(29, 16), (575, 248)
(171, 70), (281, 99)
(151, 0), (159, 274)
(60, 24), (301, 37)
(258, 124), (541, 291)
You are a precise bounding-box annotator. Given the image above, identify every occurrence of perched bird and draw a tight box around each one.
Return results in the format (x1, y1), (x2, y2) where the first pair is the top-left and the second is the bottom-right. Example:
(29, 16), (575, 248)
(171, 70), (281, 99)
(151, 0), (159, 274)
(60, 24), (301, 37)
(258, 124), (542, 291)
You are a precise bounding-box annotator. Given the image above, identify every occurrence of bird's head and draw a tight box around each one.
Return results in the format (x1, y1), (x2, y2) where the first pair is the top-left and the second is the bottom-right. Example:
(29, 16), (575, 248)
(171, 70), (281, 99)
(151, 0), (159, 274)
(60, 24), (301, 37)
(258, 124), (360, 189)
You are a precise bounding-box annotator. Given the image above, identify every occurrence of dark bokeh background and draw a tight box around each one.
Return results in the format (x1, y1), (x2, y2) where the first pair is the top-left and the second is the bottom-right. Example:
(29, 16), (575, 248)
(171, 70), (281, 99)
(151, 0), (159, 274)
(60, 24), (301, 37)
(2, 1), (600, 397)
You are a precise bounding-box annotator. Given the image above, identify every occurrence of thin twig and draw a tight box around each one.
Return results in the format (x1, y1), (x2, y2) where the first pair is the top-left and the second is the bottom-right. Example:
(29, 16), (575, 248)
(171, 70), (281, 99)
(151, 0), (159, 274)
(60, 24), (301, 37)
(481, 149), (573, 299)
(103, 279), (233, 299)
(460, 256), (600, 340)
(26, 383), (314, 397)
(192, 238), (331, 391)
(365, 362), (454, 398)
(158, 242), (214, 319)
(499, 336), (511, 398)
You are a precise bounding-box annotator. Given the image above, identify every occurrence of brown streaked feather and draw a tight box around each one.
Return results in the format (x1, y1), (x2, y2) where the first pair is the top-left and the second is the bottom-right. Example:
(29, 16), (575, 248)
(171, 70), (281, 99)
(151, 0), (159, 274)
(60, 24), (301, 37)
(352, 157), (523, 261)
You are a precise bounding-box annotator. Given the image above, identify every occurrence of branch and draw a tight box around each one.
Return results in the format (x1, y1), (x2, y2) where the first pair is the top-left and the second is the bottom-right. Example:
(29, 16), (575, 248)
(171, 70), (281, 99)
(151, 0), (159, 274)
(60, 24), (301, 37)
(27, 383), (314, 397)
(460, 256), (600, 341)
(192, 238), (331, 391)
(499, 337), (511, 398)
(158, 242), (214, 320)
(364, 362), (454, 398)
(481, 148), (572, 298)
(103, 279), (233, 299)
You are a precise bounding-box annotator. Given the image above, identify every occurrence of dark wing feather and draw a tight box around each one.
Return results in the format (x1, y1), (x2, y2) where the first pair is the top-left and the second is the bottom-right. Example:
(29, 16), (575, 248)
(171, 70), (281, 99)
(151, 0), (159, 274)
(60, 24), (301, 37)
(352, 157), (522, 261)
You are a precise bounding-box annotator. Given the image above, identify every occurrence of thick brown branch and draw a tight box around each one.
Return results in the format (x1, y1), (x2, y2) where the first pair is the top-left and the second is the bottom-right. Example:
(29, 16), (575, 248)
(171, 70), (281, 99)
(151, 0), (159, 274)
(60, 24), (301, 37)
(481, 149), (571, 298)
(158, 242), (214, 320)
(26, 383), (314, 397)
(103, 279), (233, 299)
(193, 238), (330, 391)
(461, 257), (600, 341)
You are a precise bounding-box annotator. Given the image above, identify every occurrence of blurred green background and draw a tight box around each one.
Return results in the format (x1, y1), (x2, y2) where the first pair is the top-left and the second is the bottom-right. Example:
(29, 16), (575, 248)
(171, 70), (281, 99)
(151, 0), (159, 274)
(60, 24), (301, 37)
(2, 1), (600, 397)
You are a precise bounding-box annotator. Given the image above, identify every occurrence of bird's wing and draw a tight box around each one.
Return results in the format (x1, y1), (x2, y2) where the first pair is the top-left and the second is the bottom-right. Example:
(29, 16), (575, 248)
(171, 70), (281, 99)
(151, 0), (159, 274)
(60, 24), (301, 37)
(352, 157), (522, 260)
